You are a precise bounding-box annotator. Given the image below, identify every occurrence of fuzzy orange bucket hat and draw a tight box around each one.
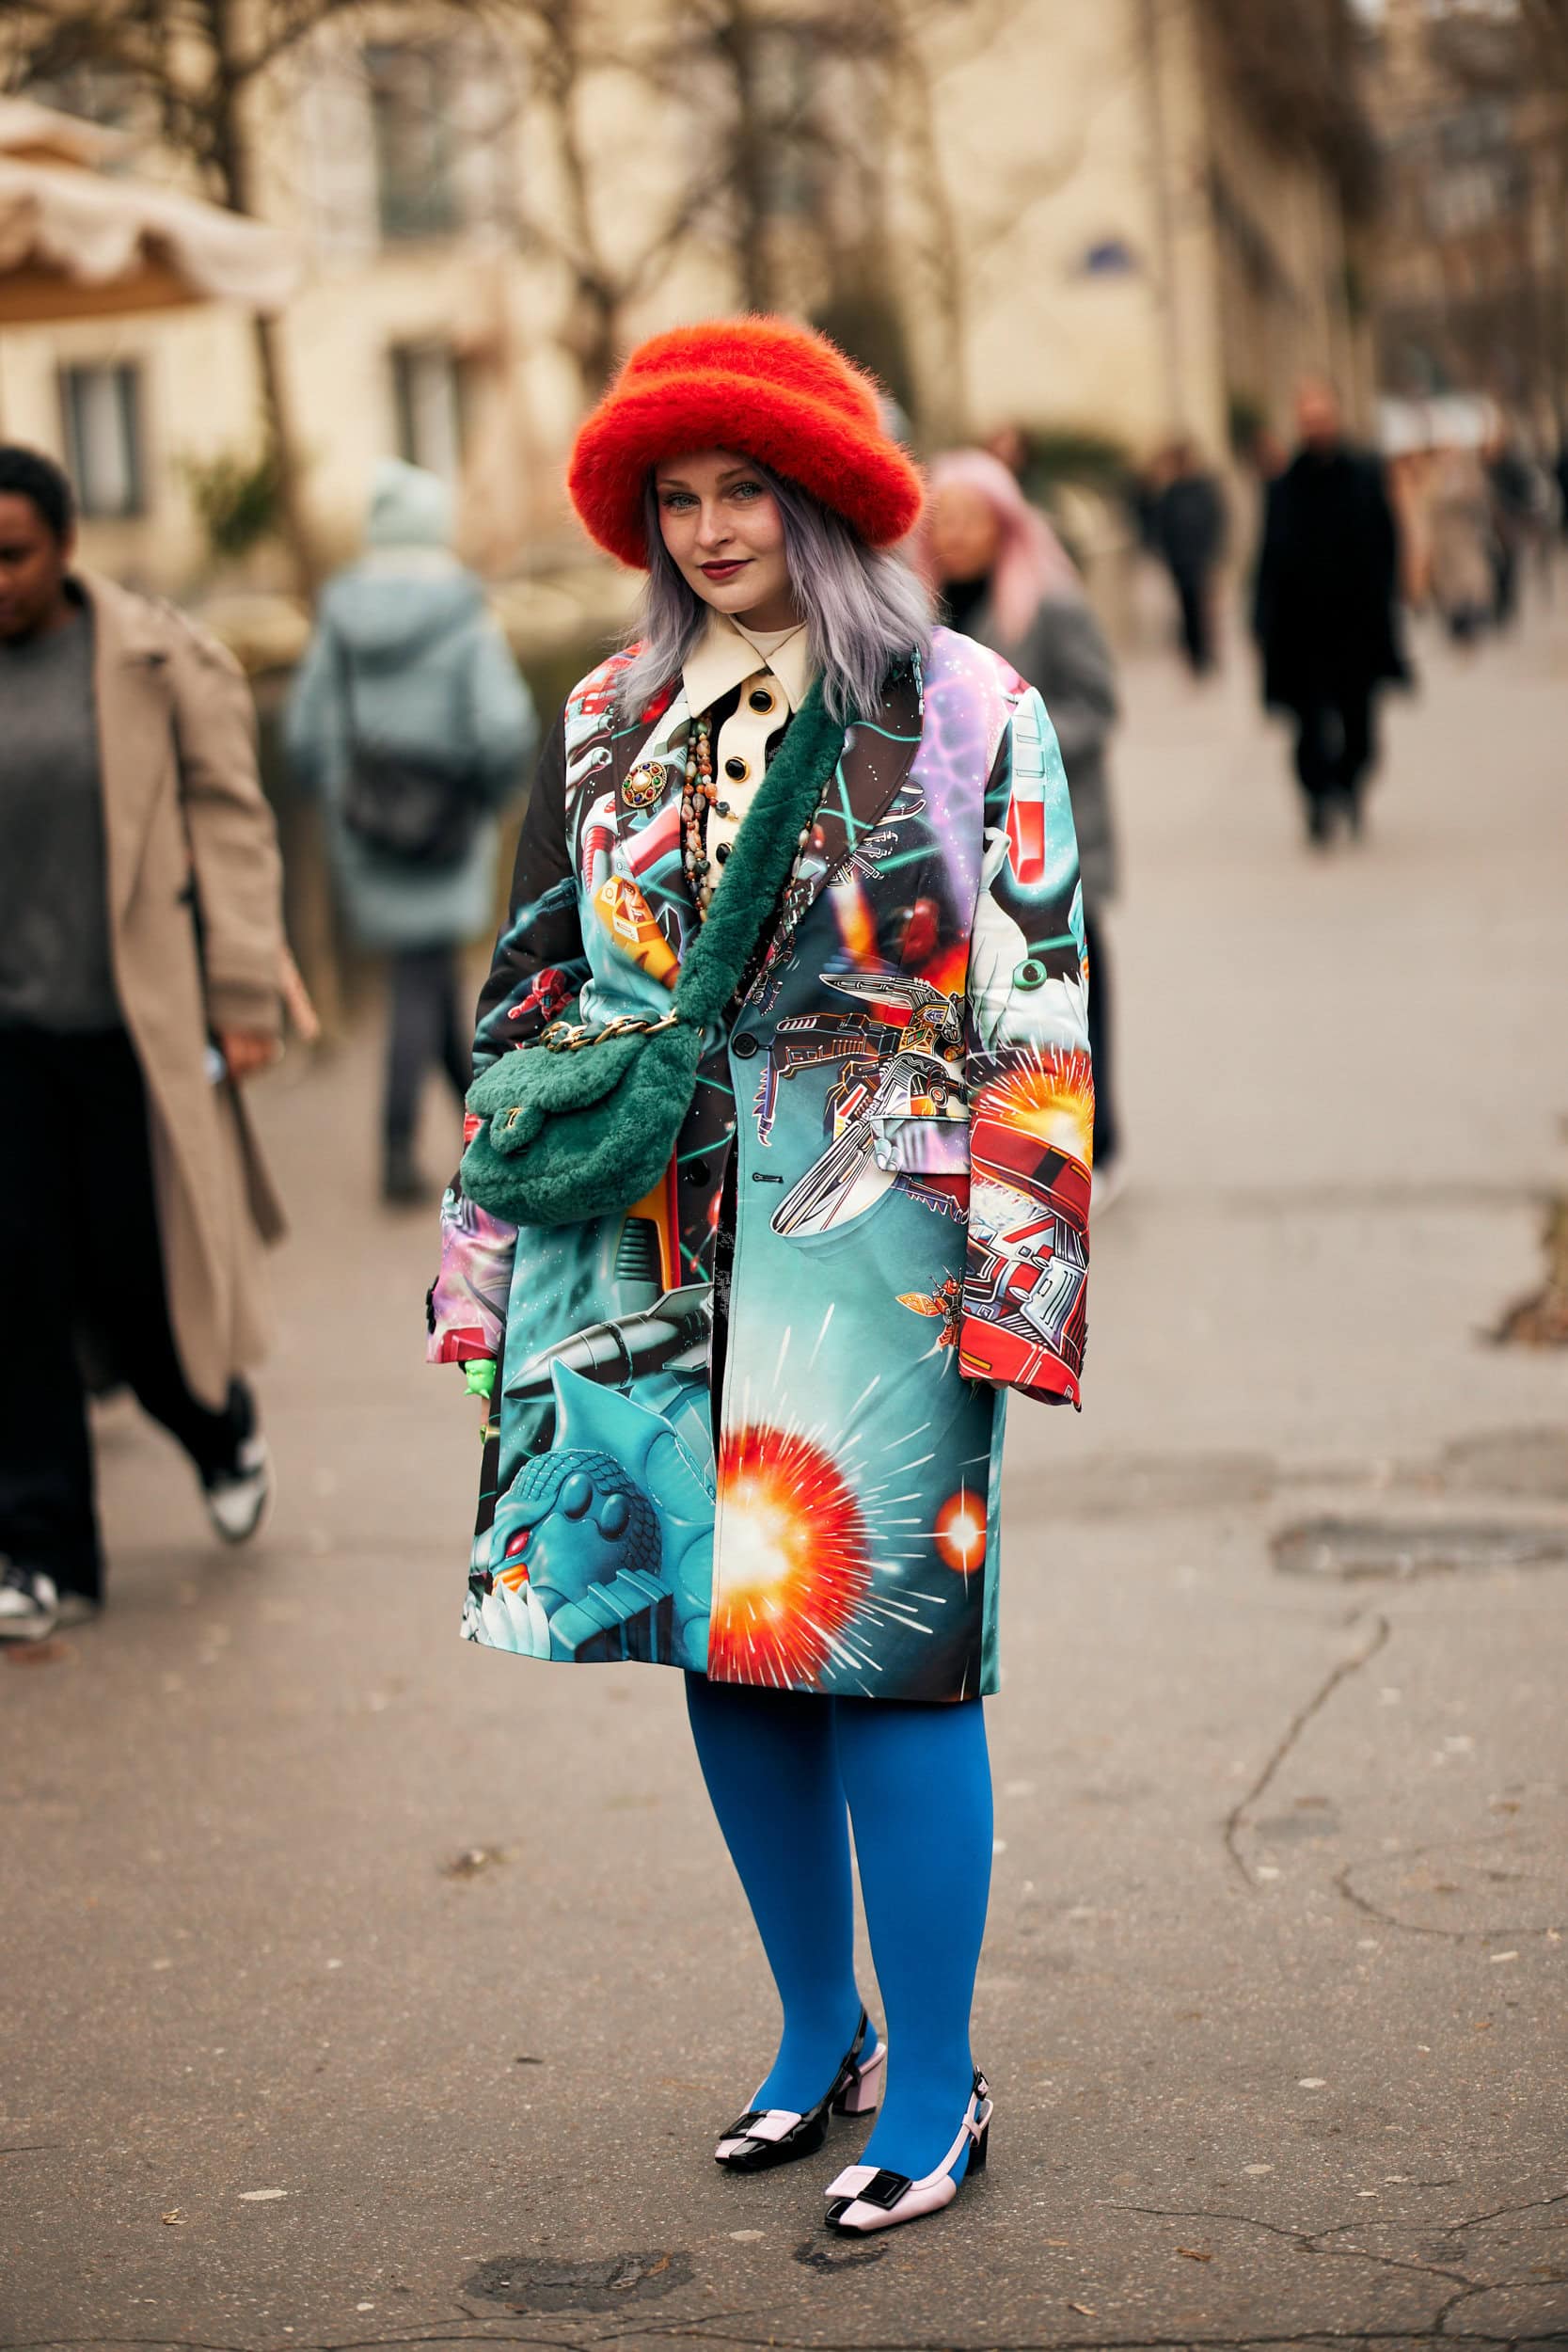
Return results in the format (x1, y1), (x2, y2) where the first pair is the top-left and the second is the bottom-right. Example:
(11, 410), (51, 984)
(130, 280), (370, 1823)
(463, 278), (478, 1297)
(567, 316), (924, 568)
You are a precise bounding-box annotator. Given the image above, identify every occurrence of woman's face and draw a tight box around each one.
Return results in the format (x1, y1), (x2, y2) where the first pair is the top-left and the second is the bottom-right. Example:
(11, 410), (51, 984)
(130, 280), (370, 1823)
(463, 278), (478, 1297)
(928, 483), (1003, 584)
(654, 449), (798, 631)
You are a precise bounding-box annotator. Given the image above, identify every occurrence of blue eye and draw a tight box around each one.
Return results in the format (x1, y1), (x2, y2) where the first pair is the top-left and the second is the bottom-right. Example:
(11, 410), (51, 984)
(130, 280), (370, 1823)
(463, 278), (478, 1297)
(730, 481), (763, 501)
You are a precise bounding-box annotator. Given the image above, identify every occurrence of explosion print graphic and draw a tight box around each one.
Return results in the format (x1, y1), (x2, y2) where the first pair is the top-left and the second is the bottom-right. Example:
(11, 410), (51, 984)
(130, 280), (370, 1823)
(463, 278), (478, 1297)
(984, 1046), (1095, 1169)
(933, 1486), (986, 1574)
(711, 1425), (871, 1687)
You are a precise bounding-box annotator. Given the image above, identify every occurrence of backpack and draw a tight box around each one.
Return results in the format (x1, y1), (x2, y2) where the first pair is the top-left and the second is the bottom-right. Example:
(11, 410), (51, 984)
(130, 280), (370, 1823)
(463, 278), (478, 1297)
(334, 631), (480, 870)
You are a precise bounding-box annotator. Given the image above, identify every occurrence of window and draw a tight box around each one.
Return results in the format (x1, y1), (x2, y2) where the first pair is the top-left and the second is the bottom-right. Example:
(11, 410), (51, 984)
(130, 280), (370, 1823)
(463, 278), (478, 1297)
(59, 363), (145, 518)
(367, 44), (459, 239)
(390, 343), (470, 481)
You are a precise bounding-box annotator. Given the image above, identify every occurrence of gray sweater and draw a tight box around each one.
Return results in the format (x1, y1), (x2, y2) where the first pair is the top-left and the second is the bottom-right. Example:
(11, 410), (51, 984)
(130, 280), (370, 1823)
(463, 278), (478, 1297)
(967, 592), (1119, 905)
(0, 597), (121, 1031)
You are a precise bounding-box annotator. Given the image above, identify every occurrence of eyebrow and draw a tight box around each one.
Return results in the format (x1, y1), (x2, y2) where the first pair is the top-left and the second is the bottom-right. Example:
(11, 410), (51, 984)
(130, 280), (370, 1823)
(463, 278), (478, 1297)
(654, 462), (757, 490)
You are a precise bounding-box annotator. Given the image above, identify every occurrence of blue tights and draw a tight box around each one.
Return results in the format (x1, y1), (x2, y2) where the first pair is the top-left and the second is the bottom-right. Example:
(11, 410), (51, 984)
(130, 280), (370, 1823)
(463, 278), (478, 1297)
(685, 1674), (992, 2184)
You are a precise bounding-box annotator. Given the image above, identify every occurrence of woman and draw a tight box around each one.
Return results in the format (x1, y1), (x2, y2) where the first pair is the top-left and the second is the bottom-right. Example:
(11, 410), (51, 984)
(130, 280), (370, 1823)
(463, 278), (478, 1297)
(926, 447), (1122, 1195)
(1426, 444), (1495, 646)
(428, 322), (1092, 2233)
(0, 445), (285, 1643)
(287, 460), (537, 1205)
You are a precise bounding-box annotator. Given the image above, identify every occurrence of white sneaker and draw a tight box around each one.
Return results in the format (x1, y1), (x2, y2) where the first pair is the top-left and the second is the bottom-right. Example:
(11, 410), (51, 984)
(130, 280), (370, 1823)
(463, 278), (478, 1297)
(203, 1437), (274, 1545)
(0, 1564), (60, 1643)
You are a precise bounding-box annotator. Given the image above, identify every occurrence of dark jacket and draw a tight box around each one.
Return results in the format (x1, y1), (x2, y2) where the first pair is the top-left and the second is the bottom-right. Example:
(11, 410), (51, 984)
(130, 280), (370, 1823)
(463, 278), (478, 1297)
(1253, 445), (1409, 713)
(1154, 472), (1227, 576)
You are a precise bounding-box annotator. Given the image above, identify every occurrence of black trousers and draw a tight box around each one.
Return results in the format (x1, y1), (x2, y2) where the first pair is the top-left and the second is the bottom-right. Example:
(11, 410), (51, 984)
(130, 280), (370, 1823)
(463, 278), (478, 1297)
(1083, 902), (1119, 1169)
(0, 1028), (248, 1601)
(385, 944), (470, 1154)
(1169, 563), (1215, 675)
(1292, 691), (1376, 810)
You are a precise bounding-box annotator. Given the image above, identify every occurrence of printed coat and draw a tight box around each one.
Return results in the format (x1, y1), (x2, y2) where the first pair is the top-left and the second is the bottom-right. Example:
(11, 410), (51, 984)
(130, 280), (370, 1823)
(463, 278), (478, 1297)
(429, 626), (1092, 1702)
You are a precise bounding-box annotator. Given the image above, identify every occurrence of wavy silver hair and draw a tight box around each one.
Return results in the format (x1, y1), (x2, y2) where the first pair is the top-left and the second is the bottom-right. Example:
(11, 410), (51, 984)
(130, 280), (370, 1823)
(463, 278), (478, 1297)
(617, 466), (932, 725)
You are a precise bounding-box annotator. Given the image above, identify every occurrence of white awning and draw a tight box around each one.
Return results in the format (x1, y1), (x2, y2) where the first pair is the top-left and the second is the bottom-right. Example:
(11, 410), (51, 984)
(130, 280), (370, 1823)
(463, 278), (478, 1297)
(0, 99), (298, 323)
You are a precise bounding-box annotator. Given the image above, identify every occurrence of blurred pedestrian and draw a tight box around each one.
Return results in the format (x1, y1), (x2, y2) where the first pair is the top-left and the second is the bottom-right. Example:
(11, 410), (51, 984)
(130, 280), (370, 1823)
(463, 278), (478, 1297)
(0, 446), (285, 1644)
(1151, 437), (1227, 675)
(286, 459), (537, 1206)
(1484, 430), (1537, 628)
(431, 319), (1095, 2238)
(1253, 378), (1409, 847)
(982, 421), (1030, 481)
(1426, 445), (1496, 646)
(926, 447), (1123, 1199)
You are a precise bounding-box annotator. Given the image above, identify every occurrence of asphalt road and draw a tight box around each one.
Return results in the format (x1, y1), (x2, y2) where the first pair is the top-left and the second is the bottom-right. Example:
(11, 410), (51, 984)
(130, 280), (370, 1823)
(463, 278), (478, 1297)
(5, 593), (1567, 2351)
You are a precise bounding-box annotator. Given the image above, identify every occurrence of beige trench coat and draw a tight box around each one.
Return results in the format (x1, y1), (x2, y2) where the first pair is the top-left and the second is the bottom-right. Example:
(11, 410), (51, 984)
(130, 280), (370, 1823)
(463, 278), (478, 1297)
(80, 570), (286, 1410)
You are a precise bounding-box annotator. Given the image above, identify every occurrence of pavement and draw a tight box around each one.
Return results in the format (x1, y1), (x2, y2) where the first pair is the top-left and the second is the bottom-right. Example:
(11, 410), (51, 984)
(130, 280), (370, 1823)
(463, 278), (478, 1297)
(5, 595), (1567, 2352)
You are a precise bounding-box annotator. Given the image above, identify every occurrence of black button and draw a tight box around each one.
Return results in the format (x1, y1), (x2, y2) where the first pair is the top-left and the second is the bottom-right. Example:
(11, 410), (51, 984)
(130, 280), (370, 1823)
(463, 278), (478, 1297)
(749, 689), (773, 712)
(715, 841), (730, 864)
(732, 1032), (759, 1059)
(687, 1157), (711, 1185)
(724, 755), (748, 780)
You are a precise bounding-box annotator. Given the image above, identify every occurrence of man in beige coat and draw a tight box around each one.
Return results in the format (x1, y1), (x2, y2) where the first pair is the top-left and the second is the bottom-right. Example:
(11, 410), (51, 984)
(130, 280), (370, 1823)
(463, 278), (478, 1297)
(0, 446), (286, 1642)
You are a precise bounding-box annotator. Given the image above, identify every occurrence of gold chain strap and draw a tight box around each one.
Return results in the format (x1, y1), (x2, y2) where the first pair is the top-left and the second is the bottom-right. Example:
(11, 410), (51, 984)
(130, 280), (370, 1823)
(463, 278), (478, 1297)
(540, 1009), (681, 1055)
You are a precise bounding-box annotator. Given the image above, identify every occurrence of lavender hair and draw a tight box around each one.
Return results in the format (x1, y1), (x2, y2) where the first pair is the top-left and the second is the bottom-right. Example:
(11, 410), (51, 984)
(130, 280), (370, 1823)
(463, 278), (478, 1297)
(617, 464), (932, 725)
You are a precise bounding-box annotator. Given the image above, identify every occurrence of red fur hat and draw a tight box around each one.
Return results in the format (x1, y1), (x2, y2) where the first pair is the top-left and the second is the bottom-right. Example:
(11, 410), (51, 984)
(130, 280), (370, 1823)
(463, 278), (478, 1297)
(567, 316), (924, 568)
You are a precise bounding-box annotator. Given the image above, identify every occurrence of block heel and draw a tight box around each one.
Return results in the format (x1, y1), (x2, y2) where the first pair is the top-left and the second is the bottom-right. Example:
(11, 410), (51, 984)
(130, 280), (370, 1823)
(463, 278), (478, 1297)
(715, 2010), (884, 2172)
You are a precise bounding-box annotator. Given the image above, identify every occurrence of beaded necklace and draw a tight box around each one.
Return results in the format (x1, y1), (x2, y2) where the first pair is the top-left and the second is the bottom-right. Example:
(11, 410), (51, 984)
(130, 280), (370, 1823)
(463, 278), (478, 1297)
(680, 712), (717, 916)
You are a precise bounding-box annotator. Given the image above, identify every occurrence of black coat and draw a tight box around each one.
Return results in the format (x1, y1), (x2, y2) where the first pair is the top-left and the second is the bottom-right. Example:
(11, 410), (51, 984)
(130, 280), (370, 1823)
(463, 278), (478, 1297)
(1253, 447), (1408, 713)
(1154, 472), (1227, 576)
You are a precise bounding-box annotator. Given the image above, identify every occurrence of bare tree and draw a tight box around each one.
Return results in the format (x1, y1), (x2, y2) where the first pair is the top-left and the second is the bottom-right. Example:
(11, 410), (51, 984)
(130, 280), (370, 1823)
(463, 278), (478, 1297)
(0, 0), (404, 585)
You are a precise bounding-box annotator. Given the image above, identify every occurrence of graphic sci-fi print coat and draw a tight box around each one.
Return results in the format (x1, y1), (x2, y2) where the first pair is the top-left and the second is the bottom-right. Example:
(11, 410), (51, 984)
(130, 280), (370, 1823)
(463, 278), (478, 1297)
(428, 625), (1092, 1702)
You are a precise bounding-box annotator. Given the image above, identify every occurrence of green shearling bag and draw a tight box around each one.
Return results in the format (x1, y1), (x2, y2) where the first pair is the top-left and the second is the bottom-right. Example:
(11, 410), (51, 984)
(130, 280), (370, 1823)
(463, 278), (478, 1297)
(461, 680), (848, 1230)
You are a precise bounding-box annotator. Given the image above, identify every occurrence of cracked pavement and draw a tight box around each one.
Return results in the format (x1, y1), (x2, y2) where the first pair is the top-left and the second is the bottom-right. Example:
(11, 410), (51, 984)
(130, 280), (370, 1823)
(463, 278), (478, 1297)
(5, 605), (1567, 2350)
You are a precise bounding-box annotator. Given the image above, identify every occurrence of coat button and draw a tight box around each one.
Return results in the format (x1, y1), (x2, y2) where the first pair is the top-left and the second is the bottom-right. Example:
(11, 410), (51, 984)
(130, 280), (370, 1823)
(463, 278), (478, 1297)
(724, 755), (749, 780)
(715, 841), (730, 864)
(749, 689), (774, 712)
(732, 1032), (759, 1058)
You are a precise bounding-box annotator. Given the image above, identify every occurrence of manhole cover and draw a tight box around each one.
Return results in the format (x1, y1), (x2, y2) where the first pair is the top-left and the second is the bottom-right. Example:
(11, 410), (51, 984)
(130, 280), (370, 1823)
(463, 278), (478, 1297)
(1035, 1452), (1275, 1518)
(1273, 1518), (1568, 1581)
(462, 2249), (692, 2312)
(1440, 1427), (1568, 1500)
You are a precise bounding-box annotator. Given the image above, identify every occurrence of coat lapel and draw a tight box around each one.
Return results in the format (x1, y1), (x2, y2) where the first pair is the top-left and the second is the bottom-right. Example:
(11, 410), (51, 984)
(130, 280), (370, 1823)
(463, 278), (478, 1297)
(82, 571), (178, 926)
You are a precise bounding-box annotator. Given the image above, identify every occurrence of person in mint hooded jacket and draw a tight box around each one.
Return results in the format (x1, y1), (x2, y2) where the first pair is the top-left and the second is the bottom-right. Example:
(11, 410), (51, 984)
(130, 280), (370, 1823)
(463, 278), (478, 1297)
(287, 459), (537, 1203)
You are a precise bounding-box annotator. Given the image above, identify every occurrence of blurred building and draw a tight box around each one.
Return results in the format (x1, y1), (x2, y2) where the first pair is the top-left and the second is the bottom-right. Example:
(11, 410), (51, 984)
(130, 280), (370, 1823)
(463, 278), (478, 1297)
(1366, 0), (1568, 430)
(0, 0), (1378, 597)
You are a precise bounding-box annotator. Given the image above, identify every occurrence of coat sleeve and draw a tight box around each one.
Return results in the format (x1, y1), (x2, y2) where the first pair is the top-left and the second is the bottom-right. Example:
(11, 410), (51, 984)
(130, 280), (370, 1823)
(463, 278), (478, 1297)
(466, 621), (539, 809)
(958, 683), (1092, 1409)
(427, 707), (588, 1366)
(1018, 597), (1117, 771)
(166, 610), (285, 1040)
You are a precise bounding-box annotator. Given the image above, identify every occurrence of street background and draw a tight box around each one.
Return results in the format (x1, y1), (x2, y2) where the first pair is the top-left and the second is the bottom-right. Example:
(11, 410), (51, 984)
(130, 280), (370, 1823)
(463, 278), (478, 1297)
(5, 0), (1568, 2341)
(5, 596), (1566, 2348)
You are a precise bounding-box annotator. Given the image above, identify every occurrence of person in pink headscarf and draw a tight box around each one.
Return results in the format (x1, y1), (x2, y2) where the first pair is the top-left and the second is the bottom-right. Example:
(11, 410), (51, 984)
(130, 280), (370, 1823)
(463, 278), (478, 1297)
(925, 449), (1124, 1198)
